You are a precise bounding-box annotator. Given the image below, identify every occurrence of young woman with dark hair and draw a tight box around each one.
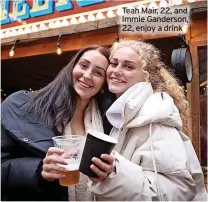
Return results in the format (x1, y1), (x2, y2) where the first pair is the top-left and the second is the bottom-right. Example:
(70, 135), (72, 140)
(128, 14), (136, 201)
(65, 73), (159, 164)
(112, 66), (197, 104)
(1, 45), (115, 201)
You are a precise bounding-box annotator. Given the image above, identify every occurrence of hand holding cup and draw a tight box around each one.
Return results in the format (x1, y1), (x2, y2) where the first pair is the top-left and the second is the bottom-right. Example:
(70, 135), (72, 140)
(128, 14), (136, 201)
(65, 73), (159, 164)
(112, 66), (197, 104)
(89, 153), (115, 183)
(79, 130), (117, 179)
(41, 147), (69, 182)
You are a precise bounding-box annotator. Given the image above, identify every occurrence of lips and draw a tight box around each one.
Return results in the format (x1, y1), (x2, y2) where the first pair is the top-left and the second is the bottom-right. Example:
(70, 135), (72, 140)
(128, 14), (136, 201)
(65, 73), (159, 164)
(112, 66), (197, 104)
(110, 77), (125, 83)
(77, 80), (92, 88)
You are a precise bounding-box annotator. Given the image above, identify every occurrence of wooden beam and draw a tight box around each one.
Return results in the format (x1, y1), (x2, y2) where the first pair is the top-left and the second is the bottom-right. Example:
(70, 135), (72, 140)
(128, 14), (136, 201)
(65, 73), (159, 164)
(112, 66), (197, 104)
(189, 44), (200, 158)
(189, 40), (206, 157)
(1, 30), (117, 60)
(2, 24), (179, 60)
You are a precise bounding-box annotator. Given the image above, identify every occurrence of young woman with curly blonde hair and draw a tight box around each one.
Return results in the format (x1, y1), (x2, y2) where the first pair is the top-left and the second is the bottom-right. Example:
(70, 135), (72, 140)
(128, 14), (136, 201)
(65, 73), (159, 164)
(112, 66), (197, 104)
(88, 40), (207, 201)
(111, 40), (189, 134)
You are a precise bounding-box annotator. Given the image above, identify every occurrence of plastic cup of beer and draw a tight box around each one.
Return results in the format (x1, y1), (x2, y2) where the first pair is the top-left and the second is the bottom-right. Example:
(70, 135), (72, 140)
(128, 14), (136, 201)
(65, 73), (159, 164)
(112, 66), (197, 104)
(52, 135), (85, 186)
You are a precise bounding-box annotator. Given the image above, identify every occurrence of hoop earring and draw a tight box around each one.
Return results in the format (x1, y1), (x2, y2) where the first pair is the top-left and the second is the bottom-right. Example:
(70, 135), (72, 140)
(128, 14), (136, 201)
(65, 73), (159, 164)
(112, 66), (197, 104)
(100, 89), (104, 94)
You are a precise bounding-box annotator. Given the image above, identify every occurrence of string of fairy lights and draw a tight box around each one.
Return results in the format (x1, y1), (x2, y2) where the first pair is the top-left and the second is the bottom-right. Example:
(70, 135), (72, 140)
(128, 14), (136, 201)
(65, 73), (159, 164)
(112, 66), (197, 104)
(8, 35), (63, 57)
(5, 0), (192, 57)
(1, 0), (178, 39)
(1, 0), (195, 41)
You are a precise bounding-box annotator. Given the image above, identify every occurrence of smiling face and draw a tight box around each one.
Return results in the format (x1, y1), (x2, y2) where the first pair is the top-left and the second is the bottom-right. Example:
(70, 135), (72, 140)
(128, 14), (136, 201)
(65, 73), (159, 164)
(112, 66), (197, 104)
(72, 50), (108, 101)
(107, 47), (146, 97)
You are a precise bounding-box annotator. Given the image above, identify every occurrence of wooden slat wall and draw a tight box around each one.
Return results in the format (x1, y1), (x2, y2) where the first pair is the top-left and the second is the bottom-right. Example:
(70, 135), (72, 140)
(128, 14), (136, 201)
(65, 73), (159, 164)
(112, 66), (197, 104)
(187, 17), (207, 159)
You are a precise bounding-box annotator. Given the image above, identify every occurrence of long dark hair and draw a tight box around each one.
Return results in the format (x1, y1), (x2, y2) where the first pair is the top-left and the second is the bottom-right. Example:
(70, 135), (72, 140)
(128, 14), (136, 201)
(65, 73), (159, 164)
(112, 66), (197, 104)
(25, 45), (115, 134)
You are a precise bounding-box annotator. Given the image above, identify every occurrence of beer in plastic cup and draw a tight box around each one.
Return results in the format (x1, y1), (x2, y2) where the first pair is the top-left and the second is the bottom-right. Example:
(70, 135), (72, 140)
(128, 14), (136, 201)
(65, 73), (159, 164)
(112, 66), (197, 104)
(52, 135), (85, 186)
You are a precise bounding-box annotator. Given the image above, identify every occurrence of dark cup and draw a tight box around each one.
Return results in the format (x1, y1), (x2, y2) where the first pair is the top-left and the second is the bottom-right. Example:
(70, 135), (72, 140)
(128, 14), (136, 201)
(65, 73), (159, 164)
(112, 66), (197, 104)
(79, 130), (118, 178)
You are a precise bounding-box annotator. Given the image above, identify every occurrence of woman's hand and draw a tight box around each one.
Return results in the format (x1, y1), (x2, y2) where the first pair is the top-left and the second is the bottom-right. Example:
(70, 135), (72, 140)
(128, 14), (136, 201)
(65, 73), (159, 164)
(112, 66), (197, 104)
(41, 147), (68, 182)
(89, 153), (114, 183)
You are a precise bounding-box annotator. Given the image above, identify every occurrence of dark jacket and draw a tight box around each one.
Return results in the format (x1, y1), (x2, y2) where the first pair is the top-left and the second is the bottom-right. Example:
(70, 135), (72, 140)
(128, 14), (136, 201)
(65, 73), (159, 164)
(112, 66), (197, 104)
(1, 91), (68, 201)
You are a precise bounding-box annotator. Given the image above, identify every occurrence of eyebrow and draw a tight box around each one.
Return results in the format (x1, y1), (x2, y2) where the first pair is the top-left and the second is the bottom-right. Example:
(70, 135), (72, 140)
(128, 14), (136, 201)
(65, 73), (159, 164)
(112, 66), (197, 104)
(124, 60), (137, 65)
(111, 58), (137, 65)
(80, 59), (106, 72)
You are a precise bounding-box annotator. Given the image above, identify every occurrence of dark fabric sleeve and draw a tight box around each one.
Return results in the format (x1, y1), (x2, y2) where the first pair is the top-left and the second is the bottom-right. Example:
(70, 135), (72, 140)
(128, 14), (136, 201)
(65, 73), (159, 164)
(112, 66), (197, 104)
(1, 126), (43, 192)
(36, 159), (61, 191)
(1, 126), (62, 196)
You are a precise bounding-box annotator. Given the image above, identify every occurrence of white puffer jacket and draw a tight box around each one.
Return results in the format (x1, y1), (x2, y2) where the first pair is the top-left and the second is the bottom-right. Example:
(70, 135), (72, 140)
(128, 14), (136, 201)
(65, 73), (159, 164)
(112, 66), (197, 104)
(89, 82), (207, 201)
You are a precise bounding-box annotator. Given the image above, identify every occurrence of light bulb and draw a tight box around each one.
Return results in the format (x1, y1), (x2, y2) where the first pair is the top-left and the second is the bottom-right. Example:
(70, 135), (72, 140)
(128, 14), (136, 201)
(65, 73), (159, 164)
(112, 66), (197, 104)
(114, 42), (118, 48)
(11, 29), (18, 36)
(88, 14), (95, 21)
(96, 12), (105, 20)
(62, 19), (69, 26)
(107, 10), (115, 18)
(9, 50), (14, 57)
(182, 24), (189, 34)
(5, 30), (12, 38)
(18, 28), (24, 35)
(54, 20), (62, 28)
(0, 31), (5, 39)
(40, 23), (48, 30)
(31, 25), (38, 32)
(79, 16), (87, 23)
(48, 21), (55, 28)
(57, 47), (62, 55)
(24, 27), (31, 34)
(70, 17), (78, 24)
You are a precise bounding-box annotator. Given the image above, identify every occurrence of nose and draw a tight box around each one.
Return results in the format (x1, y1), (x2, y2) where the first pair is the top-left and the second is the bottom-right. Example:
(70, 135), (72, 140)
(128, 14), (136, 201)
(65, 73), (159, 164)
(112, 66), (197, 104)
(112, 65), (123, 77)
(83, 69), (92, 80)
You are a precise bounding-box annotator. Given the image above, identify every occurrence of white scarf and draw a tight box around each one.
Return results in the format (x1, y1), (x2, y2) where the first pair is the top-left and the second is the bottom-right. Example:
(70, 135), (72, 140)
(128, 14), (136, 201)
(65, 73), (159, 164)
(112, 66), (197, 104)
(66, 98), (103, 201)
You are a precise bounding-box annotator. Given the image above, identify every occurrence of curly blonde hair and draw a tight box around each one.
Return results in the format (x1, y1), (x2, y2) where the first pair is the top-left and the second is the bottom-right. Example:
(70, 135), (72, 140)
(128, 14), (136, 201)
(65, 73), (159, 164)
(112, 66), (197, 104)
(111, 40), (189, 134)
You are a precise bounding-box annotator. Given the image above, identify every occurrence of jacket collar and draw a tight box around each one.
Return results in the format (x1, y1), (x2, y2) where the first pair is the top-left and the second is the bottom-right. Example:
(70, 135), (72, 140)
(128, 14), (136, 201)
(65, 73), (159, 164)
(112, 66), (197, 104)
(106, 82), (182, 130)
(106, 82), (153, 129)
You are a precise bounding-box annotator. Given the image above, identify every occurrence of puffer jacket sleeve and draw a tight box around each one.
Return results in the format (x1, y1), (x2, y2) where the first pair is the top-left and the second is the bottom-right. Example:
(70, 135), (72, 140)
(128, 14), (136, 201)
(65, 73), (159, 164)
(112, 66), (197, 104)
(1, 126), (42, 192)
(89, 154), (197, 201)
(89, 125), (198, 201)
(89, 153), (151, 200)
